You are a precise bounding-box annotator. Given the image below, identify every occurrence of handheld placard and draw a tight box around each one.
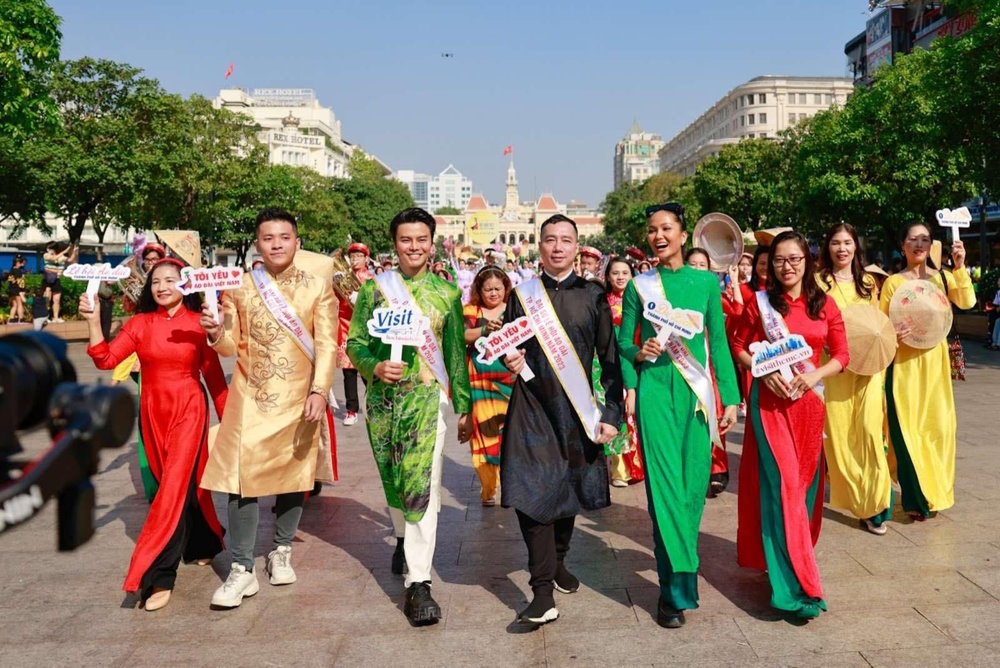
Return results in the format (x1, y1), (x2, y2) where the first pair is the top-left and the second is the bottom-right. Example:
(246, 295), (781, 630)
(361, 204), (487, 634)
(641, 299), (705, 362)
(473, 317), (536, 381)
(367, 306), (428, 368)
(177, 266), (244, 323)
(749, 335), (814, 384)
(936, 206), (972, 242)
(64, 263), (132, 304)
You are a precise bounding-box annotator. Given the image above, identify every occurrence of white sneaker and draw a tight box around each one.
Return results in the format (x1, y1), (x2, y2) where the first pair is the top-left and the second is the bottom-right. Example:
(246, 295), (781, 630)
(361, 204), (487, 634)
(611, 479), (628, 488)
(343, 411), (358, 426)
(211, 563), (259, 607)
(266, 545), (296, 585)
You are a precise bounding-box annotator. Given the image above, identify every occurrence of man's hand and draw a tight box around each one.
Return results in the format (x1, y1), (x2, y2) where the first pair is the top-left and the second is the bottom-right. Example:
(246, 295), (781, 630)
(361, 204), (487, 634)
(595, 422), (618, 445)
(504, 349), (526, 375)
(201, 303), (222, 343)
(457, 413), (472, 443)
(374, 360), (405, 384)
(303, 392), (327, 422)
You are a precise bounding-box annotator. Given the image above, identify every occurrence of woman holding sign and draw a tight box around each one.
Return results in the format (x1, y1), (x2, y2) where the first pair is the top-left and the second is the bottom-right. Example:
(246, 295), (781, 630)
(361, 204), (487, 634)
(80, 258), (228, 611)
(463, 266), (515, 506)
(732, 230), (848, 620)
(817, 223), (892, 535)
(617, 204), (739, 629)
(880, 222), (975, 521)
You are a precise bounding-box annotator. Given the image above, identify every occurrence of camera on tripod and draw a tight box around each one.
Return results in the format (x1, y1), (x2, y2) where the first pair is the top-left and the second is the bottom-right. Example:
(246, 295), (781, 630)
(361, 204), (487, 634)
(0, 332), (135, 550)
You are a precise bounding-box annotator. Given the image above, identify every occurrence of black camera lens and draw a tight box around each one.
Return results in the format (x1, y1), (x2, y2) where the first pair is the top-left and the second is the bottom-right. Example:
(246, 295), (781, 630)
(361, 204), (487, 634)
(0, 332), (77, 438)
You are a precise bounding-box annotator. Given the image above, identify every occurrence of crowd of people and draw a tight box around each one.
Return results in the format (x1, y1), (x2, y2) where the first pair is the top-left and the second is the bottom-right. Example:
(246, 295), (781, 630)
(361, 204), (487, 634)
(74, 203), (978, 630)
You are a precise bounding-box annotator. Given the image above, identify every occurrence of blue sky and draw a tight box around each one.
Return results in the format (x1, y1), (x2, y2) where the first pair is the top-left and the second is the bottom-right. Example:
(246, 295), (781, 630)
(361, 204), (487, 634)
(51, 1), (866, 208)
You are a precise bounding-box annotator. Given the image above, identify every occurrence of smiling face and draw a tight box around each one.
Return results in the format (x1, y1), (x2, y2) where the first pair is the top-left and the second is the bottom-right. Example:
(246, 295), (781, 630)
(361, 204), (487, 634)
(902, 223), (932, 267)
(607, 260), (632, 294)
(255, 220), (298, 273)
(149, 263), (184, 310)
(828, 229), (856, 271)
(771, 239), (807, 291)
(646, 210), (687, 265)
(539, 221), (579, 276)
(687, 252), (710, 271)
(394, 222), (434, 276)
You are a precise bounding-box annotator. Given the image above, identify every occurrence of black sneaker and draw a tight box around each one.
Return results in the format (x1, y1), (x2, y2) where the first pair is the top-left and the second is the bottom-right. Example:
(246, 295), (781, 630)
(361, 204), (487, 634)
(708, 472), (729, 498)
(391, 538), (406, 575)
(656, 597), (686, 629)
(404, 581), (441, 626)
(518, 593), (558, 625)
(554, 562), (579, 594)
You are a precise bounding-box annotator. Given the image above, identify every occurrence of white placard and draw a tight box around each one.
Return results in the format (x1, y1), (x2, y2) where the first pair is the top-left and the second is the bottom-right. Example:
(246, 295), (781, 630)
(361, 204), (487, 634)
(64, 262), (132, 300)
(749, 334), (814, 383)
(474, 317), (536, 381)
(367, 306), (429, 364)
(936, 206), (972, 241)
(178, 266), (244, 324)
(642, 298), (705, 362)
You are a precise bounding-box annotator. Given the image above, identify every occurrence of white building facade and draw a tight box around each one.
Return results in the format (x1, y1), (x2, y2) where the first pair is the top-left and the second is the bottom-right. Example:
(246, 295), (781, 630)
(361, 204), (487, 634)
(613, 121), (664, 189)
(395, 164), (473, 212)
(658, 76), (854, 176)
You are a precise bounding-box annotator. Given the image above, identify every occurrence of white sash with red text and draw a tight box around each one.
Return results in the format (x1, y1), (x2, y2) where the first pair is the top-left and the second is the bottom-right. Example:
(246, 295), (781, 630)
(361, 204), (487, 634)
(514, 277), (603, 441)
(375, 270), (451, 396)
(755, 290), (822, 398)
(633, 270), (723, 449)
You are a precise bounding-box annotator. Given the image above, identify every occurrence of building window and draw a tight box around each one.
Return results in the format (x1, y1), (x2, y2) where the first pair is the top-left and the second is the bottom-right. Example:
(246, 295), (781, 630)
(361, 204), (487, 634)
(759, 93), (767, 104)
(814, 93), (822, 105)
(789, 113), (797, 123)
(740, 116), (745, 127)
(798, 93), (807, 104)
(748, 114), (755, 125)
(760, 132), (767, 138)
(825, 93), (833, 105)
(759, 112), (767, 123)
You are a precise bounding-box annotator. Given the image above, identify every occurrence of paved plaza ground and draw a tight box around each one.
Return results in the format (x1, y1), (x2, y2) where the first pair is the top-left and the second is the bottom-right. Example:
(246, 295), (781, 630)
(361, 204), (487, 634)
(2, 340), (999, 667)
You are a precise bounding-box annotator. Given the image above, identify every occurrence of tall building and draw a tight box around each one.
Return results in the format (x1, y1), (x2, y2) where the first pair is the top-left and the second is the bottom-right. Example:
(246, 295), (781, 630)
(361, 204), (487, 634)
(214, 87), (390, 179)
(395, 164), (473, 212)
(613, 121), (664, 189)
(657, 76), (854, 177)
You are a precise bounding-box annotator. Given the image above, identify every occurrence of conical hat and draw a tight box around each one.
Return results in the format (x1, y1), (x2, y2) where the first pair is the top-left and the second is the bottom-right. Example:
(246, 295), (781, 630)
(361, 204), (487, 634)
(753, 227), (793, 247)
(888, 278), (953, 349)
(155, 230), (202, 268)
(864, 264), (889, 278)
(842, 304), (897, 375)
(294, 249), (335, 281)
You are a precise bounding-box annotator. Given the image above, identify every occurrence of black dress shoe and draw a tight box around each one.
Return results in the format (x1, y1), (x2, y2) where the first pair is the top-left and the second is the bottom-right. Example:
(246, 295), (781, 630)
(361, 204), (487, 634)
(404, 581), (441, 626)
(657, 597), (686, 628)
(554, 562), (579, 594)
(391, 538), (406, 575)
(518, 593), (558, 624)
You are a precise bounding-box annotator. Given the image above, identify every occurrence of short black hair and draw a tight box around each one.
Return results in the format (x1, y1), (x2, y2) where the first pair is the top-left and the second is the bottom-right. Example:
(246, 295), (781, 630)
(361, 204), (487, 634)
(539, 214), (577, 235)
(390, 207), (436, 240)
(255, 207), (298, 235)
(645, 202), (686, 230)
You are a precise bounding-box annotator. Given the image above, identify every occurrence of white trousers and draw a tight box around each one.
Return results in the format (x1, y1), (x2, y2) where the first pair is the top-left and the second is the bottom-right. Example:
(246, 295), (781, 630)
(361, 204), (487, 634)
(389, 391), (448, 588)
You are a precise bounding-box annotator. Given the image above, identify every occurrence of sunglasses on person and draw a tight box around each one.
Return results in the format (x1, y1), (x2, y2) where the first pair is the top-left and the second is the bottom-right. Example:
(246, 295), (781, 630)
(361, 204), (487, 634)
(644, 203), (685, 219)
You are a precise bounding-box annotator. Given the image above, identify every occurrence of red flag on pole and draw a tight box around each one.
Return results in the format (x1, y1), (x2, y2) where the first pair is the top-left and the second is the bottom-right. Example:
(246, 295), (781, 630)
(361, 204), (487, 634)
(224, 61), (234, 79)
(503, 145), (512, 156)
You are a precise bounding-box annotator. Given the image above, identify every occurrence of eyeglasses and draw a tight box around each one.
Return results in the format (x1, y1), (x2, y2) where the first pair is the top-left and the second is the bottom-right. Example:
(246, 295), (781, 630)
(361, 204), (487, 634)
(645, 202), (685, 219)
(771, 256), (806, 268)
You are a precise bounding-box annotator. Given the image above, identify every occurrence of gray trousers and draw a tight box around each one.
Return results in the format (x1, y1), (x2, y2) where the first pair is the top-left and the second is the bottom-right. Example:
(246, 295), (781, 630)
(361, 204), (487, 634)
(227, 492), (305, 571)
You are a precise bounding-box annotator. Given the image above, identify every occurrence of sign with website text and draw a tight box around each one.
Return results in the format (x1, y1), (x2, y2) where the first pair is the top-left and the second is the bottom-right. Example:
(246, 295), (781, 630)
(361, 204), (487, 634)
(65, 263), (131, 299)
(749, 335), (814, 382)
(367, 306), (429, 363)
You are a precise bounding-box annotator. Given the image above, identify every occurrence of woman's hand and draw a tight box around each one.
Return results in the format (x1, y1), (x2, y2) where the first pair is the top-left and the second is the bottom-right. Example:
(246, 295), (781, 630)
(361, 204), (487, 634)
(485, 317), (503, 333)
(761, 371), (794, 400)
(625, 389), (636, 417)
(457, 413), (472, 443)
(951, 239), (966, 270)
(788, 370), (822, 400)
(374, 360), (406, 384)
(894, 322), (912, 344)
(78, 294), (98, 321)
(200, 303), (222, 342)
(727, 265), (740, 286)
(718, 404), (738, 435)
(637, 337), (661, 363)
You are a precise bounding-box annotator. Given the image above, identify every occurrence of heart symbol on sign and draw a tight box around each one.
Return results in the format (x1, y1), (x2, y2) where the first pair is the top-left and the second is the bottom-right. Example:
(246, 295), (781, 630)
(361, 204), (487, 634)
(518, 318), (528, 329)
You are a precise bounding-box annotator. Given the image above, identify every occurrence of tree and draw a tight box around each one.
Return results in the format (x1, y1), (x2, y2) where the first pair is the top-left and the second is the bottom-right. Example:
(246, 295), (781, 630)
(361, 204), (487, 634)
(297, 169), (351, 253)
(335, 152), (414, 254)
(214, 163), (304, 265)
(0, 0), (62, 140)
(434, 206), (461, 215)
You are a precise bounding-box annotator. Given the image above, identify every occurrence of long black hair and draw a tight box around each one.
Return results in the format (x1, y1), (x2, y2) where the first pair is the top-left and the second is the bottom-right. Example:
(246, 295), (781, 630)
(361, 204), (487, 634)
(135, 260), (203, 314)
(767, 230), (827, 320)
(899, 221), (937, 270)
(818, 222), (873, 300)
(748, 244), (770, 291)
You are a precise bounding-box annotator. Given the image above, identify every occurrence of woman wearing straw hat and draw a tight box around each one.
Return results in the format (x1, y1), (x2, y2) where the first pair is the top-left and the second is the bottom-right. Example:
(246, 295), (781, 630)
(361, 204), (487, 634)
(817, 223), (893, 535)
(880, 222), (976, 522)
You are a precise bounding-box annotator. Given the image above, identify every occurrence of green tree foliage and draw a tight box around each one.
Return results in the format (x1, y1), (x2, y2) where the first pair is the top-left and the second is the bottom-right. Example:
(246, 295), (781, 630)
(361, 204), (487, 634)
(434, 206), (462, 215)
(297, 169), (351, 253)
(600, 172), (695, 250)
(0, 0), (62, 140)
(335, 152), (414, 254)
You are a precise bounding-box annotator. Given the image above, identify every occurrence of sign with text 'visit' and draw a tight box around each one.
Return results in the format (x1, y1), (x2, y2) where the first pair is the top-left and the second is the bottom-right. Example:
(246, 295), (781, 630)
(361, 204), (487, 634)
(178, 266), (244, 323)
(474, 317), (536, 381)
(367, 307), (429, 363)
(64, 263), (131, 300)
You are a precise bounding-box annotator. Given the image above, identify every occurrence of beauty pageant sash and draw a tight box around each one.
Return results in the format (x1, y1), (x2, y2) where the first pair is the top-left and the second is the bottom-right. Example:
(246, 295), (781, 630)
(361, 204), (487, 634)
(633, 270), (722, 449)
(754, 290), (822, 398)
(375, 270), (451, 396)
(514, 277), (603, 441)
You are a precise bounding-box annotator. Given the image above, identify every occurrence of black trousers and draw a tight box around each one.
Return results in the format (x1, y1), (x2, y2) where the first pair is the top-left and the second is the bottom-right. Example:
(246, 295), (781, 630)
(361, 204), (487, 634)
(343, 368), (360, 413)
(99, 297), (113, 342)
(516, 510), (575, 599)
